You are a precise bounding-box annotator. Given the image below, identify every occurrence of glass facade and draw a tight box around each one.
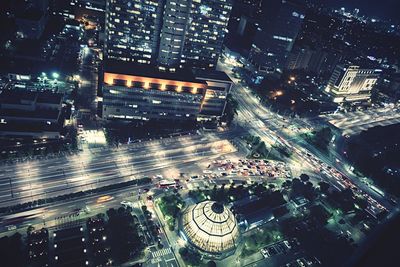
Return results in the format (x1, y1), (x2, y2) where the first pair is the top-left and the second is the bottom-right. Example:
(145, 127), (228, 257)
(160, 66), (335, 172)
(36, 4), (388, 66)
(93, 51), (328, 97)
(181, 201), (239, 254)
(182, 0), (232, 69)
(105, 0), (162, 64)
(157, 0), (189, 68)
(249, 0), (305, 72)
(105, 0), (232, 69)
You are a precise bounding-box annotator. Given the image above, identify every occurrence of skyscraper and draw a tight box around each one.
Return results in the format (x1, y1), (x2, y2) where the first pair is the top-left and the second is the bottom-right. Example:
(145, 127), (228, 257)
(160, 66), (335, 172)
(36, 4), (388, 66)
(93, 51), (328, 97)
(248, 0), (305, 73)
(104, 0), (232, 70)
(157, 0), (190, 69)
(104, 0), (162, 64)
(181, 0), (232, 69)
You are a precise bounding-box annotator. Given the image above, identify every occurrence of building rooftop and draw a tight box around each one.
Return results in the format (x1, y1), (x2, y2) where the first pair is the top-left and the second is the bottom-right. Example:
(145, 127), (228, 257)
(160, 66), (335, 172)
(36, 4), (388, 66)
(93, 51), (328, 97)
(181, 201), (239, 254)
(104, 59), (206, 84)
(0, 90), (37, 104)
(195, 70), (233, 83)
(0, 90), (63, 105)
(16, 8), (44, 21)
(36, 91), (63, 104)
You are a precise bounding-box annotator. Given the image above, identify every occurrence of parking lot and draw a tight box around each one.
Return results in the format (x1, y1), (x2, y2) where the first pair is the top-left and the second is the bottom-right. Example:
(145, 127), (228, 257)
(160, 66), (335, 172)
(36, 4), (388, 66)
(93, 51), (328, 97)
(260, 239), (299, 259)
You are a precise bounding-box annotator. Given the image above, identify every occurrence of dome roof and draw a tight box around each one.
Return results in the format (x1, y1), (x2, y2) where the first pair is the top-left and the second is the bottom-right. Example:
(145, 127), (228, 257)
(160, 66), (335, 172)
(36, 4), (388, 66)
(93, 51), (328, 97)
(181, 201), (239, 253)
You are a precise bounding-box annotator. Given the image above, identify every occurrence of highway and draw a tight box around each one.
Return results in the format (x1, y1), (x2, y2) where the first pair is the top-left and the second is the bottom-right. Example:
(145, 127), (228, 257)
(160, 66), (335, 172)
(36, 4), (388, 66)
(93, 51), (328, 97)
(217, 61), (392, 217)
(0, 133), (237, 208)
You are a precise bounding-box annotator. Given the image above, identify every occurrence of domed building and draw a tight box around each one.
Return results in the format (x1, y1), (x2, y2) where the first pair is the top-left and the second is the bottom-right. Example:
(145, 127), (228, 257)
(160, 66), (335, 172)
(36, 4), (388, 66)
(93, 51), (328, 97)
(180, 201), (240, 259)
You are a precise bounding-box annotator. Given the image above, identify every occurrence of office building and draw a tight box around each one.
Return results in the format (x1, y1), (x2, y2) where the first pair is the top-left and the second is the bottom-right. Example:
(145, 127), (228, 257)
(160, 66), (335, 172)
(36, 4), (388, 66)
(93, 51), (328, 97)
(157, 0), (190, 69)
(286, 46), (313, 71)
(104, 0), (232, 69)
(102, 60), (207, 122)
(180, 201), (240, 259)
(104, 0), (162, 64)
(180, 0), (232, 69)
(248, 0), (305, 73)
(325, 65), (381, 103)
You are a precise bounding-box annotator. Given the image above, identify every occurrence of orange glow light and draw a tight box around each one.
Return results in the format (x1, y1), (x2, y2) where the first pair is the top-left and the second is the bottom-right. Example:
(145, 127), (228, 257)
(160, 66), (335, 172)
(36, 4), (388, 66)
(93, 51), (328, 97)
(103, 72), (206, 94)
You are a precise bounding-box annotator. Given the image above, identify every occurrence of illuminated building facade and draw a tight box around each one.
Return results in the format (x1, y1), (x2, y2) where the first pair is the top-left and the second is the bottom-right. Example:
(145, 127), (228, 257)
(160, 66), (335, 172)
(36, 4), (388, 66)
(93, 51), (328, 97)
(104, 0), (162, 64)
(180, 201), (240, 259)
(104, 0), (232, 70)
(181, 0), (232, 69)
(102, 60), (207, 121)
(248, 0), (305, 73)
(325, 65), (381, 103)
(157, 0), (190, 69)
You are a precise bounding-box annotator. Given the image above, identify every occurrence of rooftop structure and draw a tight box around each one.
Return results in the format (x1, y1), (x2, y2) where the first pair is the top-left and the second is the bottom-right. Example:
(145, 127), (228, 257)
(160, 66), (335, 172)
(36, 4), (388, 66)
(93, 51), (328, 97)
(180, 201), (240, 258)
(0, 90), (64, 138)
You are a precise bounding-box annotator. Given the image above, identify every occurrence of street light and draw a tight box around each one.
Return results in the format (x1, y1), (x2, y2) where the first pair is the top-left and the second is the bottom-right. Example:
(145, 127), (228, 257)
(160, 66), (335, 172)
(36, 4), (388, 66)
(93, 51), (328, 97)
(52, 72), (60, 79)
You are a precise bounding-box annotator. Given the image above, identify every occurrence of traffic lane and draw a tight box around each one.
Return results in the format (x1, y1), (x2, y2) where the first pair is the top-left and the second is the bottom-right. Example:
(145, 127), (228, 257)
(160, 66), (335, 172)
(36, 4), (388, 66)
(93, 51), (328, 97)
(0, 136), (222, 190)
(0, 133), (207, 174)
(224, 63), (389, 212)
(0, 146), (234, 207)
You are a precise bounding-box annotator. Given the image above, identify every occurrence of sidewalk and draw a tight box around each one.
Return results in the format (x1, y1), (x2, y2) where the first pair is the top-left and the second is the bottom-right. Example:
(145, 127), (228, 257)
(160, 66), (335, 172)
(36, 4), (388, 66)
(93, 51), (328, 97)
(153, 200), (184, 267)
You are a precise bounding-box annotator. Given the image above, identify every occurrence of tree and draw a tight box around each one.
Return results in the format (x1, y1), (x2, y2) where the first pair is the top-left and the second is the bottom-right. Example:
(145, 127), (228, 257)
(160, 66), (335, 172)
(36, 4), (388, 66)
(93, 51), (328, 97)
(300, 173), (310, 182)
(207, 260), (217, 267)
(0, 233), (26, 267)
(179, 247), (201, 266)
(106, 207), (144, 263)
(318, 181), (330, 194)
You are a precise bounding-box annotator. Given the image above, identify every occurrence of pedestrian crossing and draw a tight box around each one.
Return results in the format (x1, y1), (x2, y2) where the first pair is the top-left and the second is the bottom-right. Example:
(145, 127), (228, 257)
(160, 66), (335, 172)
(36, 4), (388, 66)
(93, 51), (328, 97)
(152, 247), (172, 258)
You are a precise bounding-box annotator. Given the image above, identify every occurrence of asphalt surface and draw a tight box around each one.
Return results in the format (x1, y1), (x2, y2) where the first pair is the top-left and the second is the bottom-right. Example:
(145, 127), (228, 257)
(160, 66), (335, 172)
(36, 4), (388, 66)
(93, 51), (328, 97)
(217, 61), (392, 216)
(0, 133), (236, 208)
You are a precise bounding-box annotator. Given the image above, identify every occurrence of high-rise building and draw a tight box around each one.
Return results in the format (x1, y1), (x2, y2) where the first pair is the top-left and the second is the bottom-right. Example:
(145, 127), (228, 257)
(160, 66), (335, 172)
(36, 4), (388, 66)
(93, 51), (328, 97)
(248, 0), (305, 73)
(286, 46), (313, 70)
(157, 0), (190, 69)
(181, 0), (232, 69)
(325, 65), (381, 103)
(104, 0), (162, 64)
(104, 0), (232, 70)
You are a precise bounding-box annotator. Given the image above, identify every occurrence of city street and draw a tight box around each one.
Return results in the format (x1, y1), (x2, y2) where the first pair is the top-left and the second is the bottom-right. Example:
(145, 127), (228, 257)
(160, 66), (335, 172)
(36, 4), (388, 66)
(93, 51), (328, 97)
(0, 133), (237, 208)
(217, 61), (392, 216)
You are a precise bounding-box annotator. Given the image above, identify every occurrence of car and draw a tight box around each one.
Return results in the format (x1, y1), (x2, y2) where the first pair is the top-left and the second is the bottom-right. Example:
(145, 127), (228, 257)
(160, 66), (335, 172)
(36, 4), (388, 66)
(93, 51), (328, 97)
(203, 170), (212, 174)
(260, 248), (270, 258)
(5, 225), (17, 231)
(121, 200), (133, 207)
(97, 195), (114, 203)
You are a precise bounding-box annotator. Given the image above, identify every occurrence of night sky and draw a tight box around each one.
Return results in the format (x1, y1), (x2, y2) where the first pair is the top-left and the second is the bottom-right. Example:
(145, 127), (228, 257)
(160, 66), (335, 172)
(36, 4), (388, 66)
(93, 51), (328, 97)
(317, 0), (400, 22)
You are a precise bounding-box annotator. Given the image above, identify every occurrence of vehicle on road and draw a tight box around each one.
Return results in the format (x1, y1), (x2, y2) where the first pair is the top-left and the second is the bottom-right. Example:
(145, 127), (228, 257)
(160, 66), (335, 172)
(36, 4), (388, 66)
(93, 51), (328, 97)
(96, 195), (114, 203)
